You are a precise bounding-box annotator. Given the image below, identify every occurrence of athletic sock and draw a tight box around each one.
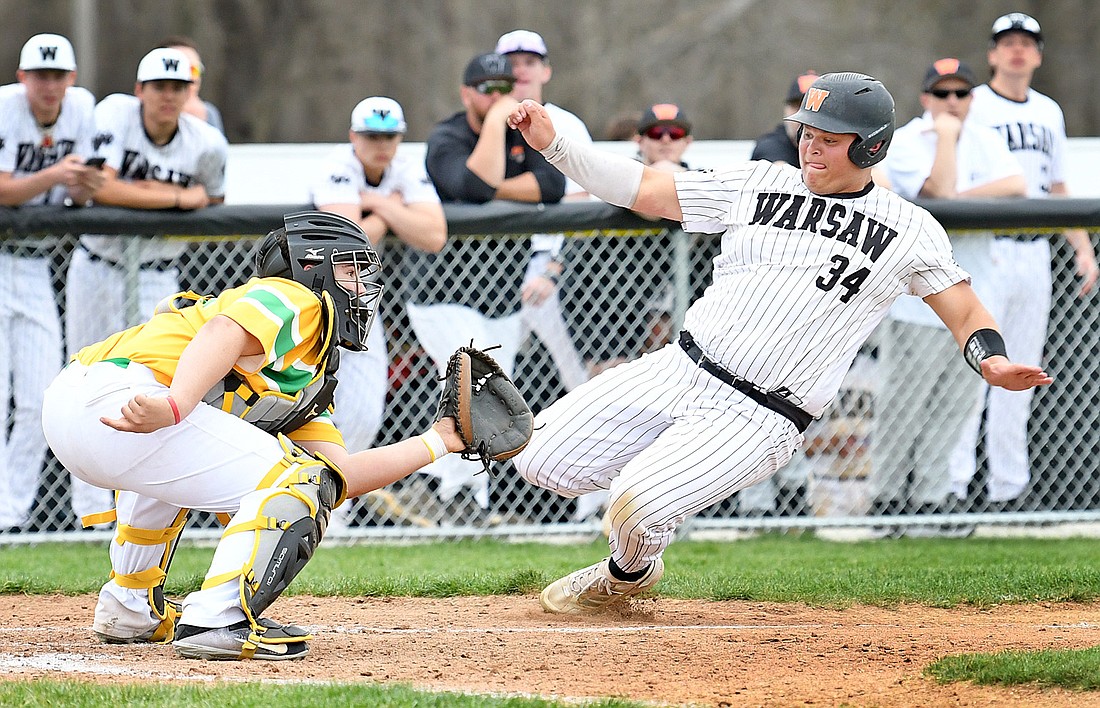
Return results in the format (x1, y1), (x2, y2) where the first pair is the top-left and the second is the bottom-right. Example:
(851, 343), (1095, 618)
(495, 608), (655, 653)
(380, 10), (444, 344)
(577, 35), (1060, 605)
(608, 558), (651, 582)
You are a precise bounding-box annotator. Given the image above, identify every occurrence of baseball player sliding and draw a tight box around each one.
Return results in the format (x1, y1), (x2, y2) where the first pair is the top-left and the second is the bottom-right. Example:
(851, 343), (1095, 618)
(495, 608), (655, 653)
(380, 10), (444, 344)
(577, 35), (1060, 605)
(507, 73), (1051, 614)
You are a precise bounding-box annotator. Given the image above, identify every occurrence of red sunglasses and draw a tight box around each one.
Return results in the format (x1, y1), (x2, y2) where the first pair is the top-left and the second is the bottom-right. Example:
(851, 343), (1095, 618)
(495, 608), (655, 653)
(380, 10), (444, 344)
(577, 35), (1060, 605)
(644, 125), (688, 141)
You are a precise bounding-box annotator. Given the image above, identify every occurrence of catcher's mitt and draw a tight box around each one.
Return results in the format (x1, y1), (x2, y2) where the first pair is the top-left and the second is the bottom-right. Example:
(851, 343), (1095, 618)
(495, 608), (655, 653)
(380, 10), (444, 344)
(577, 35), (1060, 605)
(435, 345), (534, 473)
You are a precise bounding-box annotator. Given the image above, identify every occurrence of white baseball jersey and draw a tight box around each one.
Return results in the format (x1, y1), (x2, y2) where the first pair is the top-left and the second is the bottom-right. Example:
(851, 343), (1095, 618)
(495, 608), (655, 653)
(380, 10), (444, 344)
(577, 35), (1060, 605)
(82, 93), (228, 262)
(967, 83), (1066, 197)
(310, 144), (440, 237)
(883, 112), (1023, 327)
(676, 162), (968, 416)
(0, 85), (96, 205)
(308, 144), (440, 454)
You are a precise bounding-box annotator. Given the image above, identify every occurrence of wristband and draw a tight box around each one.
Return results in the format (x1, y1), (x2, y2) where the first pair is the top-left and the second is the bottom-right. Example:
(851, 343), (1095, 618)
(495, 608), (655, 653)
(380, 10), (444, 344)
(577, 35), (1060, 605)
(418, 428), (449, 463)
(166, 395), (182, 424)
(964, 328), (1008, 375)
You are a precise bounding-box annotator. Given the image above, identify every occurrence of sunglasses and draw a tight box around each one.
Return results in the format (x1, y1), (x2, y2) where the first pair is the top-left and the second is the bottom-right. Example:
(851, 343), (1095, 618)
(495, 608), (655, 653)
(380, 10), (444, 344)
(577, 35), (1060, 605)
(473, 80), (514, 95)
(928, 88), (972, 99)
(643, 125), (688, 141)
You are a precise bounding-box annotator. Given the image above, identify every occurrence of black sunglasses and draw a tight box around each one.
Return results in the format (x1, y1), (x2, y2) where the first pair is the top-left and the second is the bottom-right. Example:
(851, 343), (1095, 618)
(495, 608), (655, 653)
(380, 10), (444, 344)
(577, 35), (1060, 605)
(473, 79), (514, 95)
(928, 88), (972, 99)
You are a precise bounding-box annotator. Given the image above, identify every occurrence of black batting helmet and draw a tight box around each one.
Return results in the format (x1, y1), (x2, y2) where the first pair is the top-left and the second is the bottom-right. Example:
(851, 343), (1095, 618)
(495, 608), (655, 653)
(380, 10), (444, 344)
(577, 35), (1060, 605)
(254, 211), (383, 352)
(784, 72), (895, 168)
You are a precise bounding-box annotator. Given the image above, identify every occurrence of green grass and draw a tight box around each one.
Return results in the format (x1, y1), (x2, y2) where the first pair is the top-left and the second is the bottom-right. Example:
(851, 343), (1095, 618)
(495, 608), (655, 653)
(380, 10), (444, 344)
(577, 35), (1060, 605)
(0, 680), (648, 707)
(2, 534), (1098, 700)
(927, 646), (1100, 690)
(3, 535), (1098, 608)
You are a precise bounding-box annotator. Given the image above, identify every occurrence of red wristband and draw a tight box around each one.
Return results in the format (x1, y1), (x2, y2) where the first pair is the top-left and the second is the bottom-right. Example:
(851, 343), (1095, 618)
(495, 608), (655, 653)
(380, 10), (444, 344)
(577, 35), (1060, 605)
(166, 395), (182, 424)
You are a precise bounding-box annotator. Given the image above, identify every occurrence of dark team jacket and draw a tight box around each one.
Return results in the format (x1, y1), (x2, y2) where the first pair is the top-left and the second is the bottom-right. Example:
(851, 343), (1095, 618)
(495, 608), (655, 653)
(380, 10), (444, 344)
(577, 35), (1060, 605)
(751, 123), (800, 166)
(402, 111), (566, 317)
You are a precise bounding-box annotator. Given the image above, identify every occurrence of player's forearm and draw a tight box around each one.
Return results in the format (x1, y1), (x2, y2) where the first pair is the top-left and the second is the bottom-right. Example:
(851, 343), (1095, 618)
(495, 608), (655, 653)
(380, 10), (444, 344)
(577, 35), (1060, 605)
(960, 174), (1027, 198)
(466, 130), (508, 187)
(169, 316), (254, 418)
(0, 169), (64, 206)
(94, 178), (179, 209)
(919, 144), (958, 198)
(377, 203), (447, 252)
(494, 172), (542, 202)
(325, 421), (464, 498)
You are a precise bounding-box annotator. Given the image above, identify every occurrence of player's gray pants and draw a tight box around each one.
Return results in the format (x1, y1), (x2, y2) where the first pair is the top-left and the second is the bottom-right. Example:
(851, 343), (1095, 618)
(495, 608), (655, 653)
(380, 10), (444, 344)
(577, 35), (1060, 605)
(868, 320), (979, 508)
(515, 344), (803, 572)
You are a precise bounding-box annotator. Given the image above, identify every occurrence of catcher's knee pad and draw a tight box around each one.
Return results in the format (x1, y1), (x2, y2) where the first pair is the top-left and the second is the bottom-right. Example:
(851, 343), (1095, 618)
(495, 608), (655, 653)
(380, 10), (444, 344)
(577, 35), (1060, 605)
(108, 508), (189, 643)
(202, 436), (347, 628)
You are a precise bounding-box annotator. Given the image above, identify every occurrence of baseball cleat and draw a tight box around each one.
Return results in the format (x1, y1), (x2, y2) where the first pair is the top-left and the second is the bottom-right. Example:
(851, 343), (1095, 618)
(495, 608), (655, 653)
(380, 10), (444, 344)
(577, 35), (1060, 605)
(173, 620), (310, 661)
(539, 557), (664, 614)
(93, 595), (180, 644)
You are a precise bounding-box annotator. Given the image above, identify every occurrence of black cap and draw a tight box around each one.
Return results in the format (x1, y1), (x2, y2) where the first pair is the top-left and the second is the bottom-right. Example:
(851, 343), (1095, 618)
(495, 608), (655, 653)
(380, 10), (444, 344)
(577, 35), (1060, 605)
(637, 103), (692, 134)
(991, 12), (1043, 48)
(463, 52), (514, 86)
(922, 58), (976, 92)
(786, 71), (821, 104)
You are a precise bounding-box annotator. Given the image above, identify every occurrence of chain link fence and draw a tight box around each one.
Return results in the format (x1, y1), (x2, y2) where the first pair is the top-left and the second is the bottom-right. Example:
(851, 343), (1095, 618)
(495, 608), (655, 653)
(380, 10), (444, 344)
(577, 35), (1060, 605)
(1, 215), (1098, 541)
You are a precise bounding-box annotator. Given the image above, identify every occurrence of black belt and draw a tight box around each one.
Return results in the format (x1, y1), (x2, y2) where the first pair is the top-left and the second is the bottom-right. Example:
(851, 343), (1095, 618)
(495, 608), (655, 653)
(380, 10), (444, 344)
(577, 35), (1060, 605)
(81, 245), (177, 272)
(678, 330), (812, 433)
(995, 233), (1046, 242)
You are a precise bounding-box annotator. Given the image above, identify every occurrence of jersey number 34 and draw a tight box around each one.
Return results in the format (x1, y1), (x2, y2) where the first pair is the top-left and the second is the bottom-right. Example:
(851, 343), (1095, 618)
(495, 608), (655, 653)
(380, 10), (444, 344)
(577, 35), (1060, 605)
(816, 255), (870, 303)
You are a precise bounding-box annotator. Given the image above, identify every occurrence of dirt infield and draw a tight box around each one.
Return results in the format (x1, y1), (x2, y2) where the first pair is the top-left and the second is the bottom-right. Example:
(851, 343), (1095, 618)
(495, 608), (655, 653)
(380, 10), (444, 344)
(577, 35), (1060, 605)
(1, 595), (1098, 707)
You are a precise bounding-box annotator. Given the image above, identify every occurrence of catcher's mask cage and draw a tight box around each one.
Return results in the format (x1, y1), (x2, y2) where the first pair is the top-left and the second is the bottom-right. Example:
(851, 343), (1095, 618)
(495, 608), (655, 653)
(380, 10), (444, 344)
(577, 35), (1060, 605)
(785, 72), (895, 168)
(254, 211), (383, 351)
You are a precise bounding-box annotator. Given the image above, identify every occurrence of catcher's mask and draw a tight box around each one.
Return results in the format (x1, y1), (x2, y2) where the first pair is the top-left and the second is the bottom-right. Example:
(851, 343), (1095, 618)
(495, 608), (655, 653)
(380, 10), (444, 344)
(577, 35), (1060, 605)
(254, 211), (383, 352)
(785, 72), (895, 168)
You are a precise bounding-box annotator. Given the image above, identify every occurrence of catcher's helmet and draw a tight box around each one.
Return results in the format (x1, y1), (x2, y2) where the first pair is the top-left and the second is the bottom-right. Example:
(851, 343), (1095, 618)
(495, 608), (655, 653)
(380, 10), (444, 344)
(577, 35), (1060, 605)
(785, 72), (895, 168)
(254, 211), (383, 352)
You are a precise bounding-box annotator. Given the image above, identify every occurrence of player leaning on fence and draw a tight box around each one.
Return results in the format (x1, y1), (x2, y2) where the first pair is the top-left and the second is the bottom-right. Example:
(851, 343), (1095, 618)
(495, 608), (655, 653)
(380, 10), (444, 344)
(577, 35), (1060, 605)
(507, 73), (1052, 614)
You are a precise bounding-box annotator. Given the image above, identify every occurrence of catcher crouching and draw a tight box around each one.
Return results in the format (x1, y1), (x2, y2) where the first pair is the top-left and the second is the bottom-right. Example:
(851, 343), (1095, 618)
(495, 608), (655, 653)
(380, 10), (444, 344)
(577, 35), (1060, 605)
(41, 211), (531, 660)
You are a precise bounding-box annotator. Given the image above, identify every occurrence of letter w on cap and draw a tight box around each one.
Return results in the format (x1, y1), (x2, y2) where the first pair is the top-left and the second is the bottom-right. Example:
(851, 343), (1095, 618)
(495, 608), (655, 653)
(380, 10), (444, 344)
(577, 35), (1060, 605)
(804, 88), (829, 112)
(162, 58), (179, 71)
(39, 46), (58, 61)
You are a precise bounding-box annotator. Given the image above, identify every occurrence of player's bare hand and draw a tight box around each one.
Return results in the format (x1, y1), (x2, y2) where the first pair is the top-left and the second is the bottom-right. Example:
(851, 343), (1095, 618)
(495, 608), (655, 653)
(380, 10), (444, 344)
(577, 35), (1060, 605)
(1074, 249), (1098, 296)
(100, 394), (179, 433)
(521, 274), (556, 306)
(431, 416), (465, 453)
(981, 357), (1053, 391)
(76, 163), (107, 193)
(177, 185), (211, 210)
(507, 99), (555, 150)
(52, 154), (86, 187)
(932, 112), (963, 142)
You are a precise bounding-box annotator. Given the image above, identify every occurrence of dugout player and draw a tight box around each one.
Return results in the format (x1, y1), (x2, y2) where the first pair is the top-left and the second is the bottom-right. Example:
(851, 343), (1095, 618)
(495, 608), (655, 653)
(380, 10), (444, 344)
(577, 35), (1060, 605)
(0, 33), (103, 530)
(63, 47), (229, 524)
(42, 211), (469, 660)
(507, 73), (1052, 614)
(948, 13), (1099, 508)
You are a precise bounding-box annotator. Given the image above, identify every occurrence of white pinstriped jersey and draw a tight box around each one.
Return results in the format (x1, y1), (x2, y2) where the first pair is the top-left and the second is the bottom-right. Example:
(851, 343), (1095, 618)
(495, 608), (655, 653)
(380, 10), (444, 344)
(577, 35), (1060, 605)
(675, 161), (968, 416)
(0, 85), (96, 205)
(967, 83), (1066, 197)
(83, 93), (228, 262)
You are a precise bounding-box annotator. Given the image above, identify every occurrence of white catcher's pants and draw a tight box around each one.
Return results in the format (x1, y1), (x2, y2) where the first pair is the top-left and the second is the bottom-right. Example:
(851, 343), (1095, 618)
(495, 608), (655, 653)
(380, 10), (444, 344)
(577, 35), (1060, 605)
(514, 344), (803, 572)
(43, 361), (292, 628)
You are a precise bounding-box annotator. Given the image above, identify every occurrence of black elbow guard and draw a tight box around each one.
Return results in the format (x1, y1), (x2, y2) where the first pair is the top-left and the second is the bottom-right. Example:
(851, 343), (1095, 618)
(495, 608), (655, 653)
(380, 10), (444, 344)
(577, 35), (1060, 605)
(964, 328), (1008, 375)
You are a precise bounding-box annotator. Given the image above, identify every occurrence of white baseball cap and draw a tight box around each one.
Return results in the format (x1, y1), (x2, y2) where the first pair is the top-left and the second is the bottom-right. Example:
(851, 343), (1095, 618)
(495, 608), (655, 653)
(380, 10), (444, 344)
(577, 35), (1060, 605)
(19, 33), (77, 72)
(136, 47), (194, 83)
(351, 96), (407, 134)
(495, 29), (548, 58)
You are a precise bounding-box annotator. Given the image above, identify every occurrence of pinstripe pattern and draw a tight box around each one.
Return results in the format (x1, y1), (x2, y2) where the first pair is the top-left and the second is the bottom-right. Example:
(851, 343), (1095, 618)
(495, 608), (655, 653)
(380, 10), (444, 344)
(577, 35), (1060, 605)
(515, 157), (965, 573)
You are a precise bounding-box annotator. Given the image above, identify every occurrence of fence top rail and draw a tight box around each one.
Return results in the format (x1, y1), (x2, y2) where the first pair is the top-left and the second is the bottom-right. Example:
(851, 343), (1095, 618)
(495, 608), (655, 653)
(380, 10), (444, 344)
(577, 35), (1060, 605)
(3, 198), (1100, 238)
